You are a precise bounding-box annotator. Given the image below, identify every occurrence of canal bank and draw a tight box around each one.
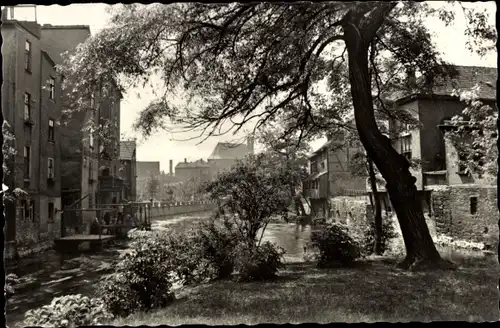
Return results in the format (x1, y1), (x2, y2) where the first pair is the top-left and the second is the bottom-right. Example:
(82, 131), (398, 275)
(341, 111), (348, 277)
(5, 211), (214, 328)
(6, 212), (492, 327)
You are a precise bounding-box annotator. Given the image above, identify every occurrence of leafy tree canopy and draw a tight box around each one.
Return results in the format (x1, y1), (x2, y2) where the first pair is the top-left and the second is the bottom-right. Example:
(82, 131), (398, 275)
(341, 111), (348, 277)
(57, 2), (495, 143)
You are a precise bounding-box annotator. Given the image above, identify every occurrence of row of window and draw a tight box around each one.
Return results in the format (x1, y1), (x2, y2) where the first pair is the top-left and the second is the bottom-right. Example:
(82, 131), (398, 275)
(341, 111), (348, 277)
(20, 199), (55, 223)
(23, 146), (54, 180)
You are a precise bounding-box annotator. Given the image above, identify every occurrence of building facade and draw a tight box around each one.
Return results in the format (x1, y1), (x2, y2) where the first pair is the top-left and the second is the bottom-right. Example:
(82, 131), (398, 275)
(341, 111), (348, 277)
(368, 65), (497, 244)
(39, 24), (99, 235)
(136, 161), (161, 200)
(2, 16), (63, 258)
(304, 136), (366, 218)
(207, 136), (254, 180)
(175, 158), (211, 182)
(119, 140), (137, 202)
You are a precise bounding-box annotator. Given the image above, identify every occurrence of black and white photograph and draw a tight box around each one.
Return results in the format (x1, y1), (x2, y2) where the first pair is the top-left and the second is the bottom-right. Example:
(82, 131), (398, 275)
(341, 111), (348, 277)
(1, 2), (498, 326)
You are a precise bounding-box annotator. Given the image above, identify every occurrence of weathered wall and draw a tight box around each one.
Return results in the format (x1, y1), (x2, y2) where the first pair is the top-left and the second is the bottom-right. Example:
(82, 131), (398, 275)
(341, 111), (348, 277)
(444, 135), (496, 186)
(418, 98), (466, 172)
(431, 185), (497, 246)
(329, 196), (372, 239)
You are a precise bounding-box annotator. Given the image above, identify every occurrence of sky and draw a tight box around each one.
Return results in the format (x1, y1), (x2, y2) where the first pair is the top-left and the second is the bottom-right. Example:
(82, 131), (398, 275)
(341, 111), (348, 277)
(10, 2), (498, 172)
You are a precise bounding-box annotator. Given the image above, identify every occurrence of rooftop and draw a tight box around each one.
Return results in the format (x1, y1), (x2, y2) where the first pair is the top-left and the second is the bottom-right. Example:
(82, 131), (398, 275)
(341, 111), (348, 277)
(208, 142), (251, 160)
(41, 24), (91, 30)
(390, 65), (497, 104)
(119, 140), (136, 160)
(176, 159), (210, 168)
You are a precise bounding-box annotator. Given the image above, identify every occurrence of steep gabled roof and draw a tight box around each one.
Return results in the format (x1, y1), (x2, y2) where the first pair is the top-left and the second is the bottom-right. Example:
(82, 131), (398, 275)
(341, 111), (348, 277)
(208, 142), (250, 160)
(120, 140), (136, 160)
(389, 65), (497, 104)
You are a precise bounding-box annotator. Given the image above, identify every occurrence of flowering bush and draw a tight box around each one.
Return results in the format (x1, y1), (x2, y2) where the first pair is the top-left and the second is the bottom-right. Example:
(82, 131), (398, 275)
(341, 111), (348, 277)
(23, 294), (113, 327)
(311, 222), (361, 267)
(232, 241), (285, 282)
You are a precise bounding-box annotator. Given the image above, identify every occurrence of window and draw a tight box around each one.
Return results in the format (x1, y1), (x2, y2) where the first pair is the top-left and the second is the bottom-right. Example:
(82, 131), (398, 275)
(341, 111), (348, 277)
(470, 197), (478, 215)
(48, 119), (55, 142)
(49, 77), (55, 100)
(48, 202), (54, 223)
(458, 153), (467, 173)
(312, 179), (319, 190)
(320, 161), (326, 171)
(24, 146), (31, 179)
(24, 92), (31, 120)
(48, 157), (55, 179)
(21, 200), (29, 219)
(401, 135), (412, 160)
(25, 40), (32, 71)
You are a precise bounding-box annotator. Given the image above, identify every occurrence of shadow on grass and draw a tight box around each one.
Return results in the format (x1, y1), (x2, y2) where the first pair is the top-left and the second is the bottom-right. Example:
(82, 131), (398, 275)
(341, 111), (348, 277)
(112, 254), (499, 325)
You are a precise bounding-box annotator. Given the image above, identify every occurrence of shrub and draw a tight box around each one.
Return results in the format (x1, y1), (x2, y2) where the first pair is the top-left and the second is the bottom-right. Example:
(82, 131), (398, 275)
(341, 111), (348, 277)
(311, 222), (361, 267)
(192, 216), (240, 279)
(23, 294), (113, 327)
(232, 241), (285, 282)
(361, 217), (398, 255)
(98, 232), (175, 317)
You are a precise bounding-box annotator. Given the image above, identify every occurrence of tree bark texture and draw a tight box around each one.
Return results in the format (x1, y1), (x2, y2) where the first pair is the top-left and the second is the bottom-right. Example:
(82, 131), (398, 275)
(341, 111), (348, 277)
(368, 158), (383, 255)
(341, 5), (455, 270)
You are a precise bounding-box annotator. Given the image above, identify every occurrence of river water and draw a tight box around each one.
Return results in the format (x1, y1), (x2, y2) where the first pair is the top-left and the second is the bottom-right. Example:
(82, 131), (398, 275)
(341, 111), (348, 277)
(5, 212), (487, 327)
(5, 212), (313, 327)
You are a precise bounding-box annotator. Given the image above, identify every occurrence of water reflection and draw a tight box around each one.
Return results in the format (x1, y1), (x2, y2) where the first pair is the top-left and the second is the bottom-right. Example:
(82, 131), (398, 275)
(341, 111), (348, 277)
(260, 223), (312, 263)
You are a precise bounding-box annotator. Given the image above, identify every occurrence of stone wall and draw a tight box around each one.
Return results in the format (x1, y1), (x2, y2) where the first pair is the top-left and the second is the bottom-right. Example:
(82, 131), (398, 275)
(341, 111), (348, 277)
(329, 196), (372, 239)
(430, 185), (497, 246)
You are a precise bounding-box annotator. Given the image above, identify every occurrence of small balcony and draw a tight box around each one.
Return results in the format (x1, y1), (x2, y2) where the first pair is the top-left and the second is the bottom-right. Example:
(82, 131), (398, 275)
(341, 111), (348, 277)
(305, 189), (320, 199)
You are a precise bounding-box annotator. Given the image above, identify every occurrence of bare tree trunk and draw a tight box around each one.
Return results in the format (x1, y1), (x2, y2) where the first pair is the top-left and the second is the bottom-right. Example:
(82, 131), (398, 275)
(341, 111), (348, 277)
(342, 5), (455, 270)
(368, 158), (383, 255)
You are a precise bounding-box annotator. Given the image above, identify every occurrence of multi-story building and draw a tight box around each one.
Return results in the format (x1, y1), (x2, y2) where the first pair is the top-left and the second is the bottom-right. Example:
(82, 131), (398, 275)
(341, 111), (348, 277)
(2, 13), (64, 258)
(304, 133), (366, 217)
(175, 158), (211, 182)
(369, 65), (497, 243)
(136, 161), (161, 200)
(207, 135), (254, 180)
(119, 140), (137, 202)
(96, 82), (124, 205)
(39, 24), (98, 234)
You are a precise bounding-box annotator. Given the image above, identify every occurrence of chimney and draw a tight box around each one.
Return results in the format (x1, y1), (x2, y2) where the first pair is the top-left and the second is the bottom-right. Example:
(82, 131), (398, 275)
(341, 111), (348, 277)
(169, 160), (173, 176)
(184, 158), (187, 163)
(247, 135), (254, 154)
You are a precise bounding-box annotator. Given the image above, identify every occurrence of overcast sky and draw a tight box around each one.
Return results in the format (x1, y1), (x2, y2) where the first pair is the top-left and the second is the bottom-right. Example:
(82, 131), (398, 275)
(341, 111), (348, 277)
(11, 2), (497, 172)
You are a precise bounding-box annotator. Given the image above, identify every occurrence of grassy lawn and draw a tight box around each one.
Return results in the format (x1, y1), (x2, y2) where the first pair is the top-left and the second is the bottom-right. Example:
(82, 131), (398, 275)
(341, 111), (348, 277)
(111, 253), (499, 324)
